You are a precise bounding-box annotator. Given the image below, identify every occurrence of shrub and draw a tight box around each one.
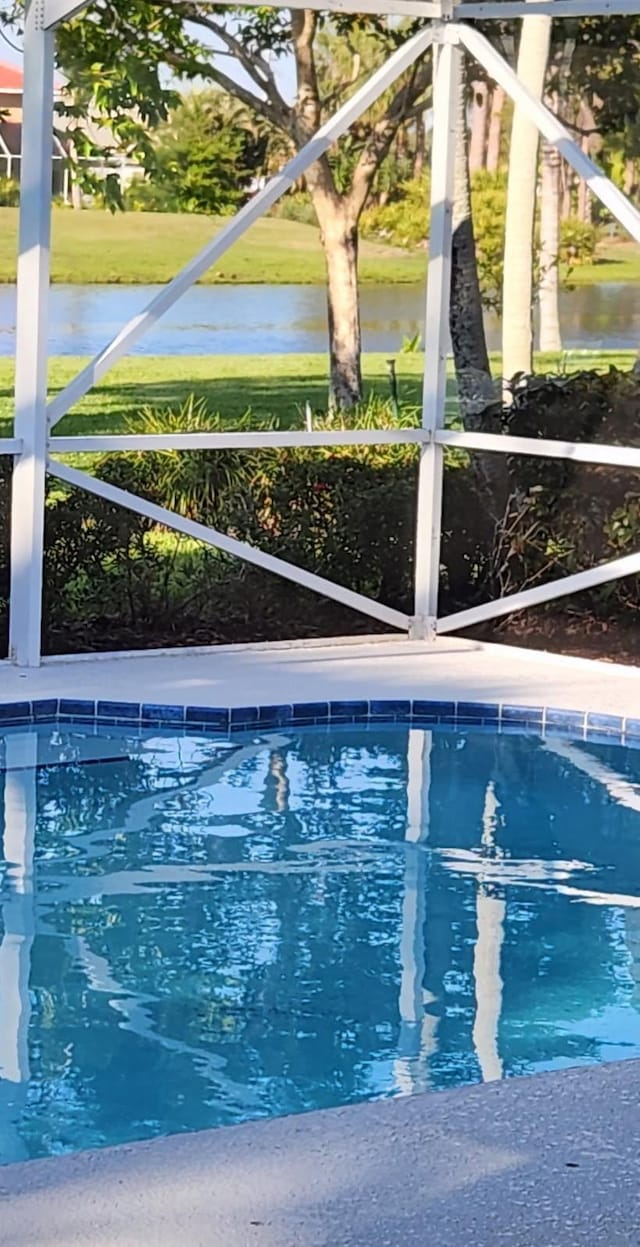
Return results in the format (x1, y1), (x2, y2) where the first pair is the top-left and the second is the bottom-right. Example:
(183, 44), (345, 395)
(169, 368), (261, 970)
(4, 373), (640, 656)
(361, 175), (430, 249)
(490, 368), (640, 621)
(559, 217), (599, 268)
(123, 178), (180, 214)
(271, 191), (317, 227)
(17, 396), (483, 652)
(0, 176), (19, 207)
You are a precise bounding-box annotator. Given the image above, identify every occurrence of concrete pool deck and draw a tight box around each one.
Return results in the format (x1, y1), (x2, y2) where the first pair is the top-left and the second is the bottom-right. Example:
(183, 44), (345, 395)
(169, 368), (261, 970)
(2, 635), (640, 1246)
(2, 634), (640, 717)
(1, 1058), (639, 1246)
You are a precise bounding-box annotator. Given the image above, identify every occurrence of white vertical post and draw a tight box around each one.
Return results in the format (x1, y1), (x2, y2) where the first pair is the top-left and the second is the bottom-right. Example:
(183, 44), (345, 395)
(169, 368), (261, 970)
(411, 30), (460, 641)
(8, 0), (55, 667)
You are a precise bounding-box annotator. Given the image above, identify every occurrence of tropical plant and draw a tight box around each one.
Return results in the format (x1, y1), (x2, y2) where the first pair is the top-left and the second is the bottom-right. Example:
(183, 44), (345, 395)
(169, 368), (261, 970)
(148, 89), (264, 215)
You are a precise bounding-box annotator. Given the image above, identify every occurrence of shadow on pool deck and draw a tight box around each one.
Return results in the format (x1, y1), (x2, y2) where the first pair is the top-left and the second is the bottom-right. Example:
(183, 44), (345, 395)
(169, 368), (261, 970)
(1, 1059), (639, 1247)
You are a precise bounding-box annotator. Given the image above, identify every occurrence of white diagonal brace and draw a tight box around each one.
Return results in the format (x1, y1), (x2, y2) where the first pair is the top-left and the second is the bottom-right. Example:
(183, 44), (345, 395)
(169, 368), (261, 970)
(49, 460), (410, 632)
(47, 24), (434, 429)
(459, 23), (640, 244)
(437, 548), (640, 635)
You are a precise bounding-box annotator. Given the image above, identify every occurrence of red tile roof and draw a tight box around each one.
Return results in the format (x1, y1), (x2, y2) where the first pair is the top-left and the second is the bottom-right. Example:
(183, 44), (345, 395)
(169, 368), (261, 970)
(0, 61), (24, 91)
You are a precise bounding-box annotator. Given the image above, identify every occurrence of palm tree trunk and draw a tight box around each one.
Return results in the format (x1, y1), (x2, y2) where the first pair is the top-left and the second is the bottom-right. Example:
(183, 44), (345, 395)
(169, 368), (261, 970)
(538, 139), (562, 353)
(561, 163), (572, 220)
(450, 61), (494, 423)
(502, 10), (552, 389)
(468, 81), (489, 174)
(486, 86), (505, 173)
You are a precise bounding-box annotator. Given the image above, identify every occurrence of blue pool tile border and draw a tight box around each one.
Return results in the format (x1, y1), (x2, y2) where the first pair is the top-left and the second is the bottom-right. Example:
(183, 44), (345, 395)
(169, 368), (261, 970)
(0, 698), (636, 746)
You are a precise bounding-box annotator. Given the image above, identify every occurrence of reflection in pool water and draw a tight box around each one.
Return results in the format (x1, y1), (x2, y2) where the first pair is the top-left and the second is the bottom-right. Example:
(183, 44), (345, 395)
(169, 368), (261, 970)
(2, 720), (640, 1163)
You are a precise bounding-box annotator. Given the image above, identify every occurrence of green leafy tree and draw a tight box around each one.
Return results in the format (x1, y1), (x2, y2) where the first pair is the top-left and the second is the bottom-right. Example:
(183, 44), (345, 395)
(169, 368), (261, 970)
(150, 89), (260, 215)
(5, 1), (436, 408)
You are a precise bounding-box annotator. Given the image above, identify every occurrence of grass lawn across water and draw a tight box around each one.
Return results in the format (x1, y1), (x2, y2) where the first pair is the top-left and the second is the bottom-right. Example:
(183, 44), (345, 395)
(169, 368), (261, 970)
(0, 350), (635, 439)
(1, 206), (640, 286)
(0, 208), (424, 285)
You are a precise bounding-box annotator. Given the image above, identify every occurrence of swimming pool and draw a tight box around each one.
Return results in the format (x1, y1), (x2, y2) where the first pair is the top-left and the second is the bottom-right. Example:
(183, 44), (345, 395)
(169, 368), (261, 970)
(2, 711), (640, 1164)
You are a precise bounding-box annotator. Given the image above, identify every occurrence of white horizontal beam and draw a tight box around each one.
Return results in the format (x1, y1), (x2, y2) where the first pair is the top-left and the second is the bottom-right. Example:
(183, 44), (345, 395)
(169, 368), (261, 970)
(438, 549), (640, 634)
(45, 0), (442, 22)
(50, 427), (640, 464)
(49, 460), (410, 632)
(0, 440), (23, 455)
(47, 23), (434, 428)
(460, 24), (640, 246)
(436, 429), (640, 470)
(44, 0), (640, 23)
(455, 0), (640, 14)
(50, 429), (426, 453)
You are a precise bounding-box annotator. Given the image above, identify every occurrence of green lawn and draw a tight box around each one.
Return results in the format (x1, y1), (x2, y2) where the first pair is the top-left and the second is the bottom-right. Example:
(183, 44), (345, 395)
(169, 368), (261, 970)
(0, 207), (425, 285)
(2, 206), (640, 286)
(0, 350), (635, 438)
(567, 240), (640, 287)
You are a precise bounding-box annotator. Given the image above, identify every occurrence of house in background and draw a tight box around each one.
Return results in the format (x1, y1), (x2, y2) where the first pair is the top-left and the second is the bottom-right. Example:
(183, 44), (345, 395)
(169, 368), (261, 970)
(0, 59), (68, 195)
(0, 59), (142, 202)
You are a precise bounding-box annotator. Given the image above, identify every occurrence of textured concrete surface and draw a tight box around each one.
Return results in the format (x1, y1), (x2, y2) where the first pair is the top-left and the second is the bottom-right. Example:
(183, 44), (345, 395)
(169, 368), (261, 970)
(2, 635), (640, 715)
(1, 1060), (639, 1247)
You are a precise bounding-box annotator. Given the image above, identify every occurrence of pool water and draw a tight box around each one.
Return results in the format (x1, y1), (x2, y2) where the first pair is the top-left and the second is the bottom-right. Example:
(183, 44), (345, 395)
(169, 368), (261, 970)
(2, 720), (640, 1164)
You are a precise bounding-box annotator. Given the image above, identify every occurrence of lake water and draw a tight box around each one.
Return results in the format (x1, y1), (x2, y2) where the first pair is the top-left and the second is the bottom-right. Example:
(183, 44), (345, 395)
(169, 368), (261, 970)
(0, 281), (638, 357)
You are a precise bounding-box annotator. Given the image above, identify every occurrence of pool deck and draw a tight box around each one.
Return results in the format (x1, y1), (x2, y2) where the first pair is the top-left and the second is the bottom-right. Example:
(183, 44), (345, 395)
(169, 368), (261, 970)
(2, 633), (640, 717)
(1, 1057), (639, 1246)
(2, 634), (640, 1246)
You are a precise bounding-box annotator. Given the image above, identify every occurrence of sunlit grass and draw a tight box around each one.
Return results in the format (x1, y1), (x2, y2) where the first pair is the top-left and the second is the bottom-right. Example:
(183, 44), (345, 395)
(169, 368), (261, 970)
(0, 207), (425, 286)
(0, 349), (634, 439)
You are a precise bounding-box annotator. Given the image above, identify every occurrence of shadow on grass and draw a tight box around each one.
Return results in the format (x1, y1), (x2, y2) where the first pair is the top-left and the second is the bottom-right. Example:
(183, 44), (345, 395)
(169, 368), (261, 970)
(41, 372), (424, 437)
(0, 365), (425, 437)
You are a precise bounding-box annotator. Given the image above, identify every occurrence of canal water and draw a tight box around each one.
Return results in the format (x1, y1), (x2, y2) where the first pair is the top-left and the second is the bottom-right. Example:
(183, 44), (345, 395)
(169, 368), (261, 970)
(0, 281), (638, 356)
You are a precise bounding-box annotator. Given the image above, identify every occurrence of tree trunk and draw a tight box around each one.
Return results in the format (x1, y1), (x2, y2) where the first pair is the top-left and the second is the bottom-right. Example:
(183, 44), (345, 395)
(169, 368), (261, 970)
(315, 197), (363, 409)
(538, 139), (562, 353)
(486, 86), (505, 173)
(576, 97), (596, 222)
(577, 139), (592, 224)
(469, 81), (489, 174)
(450, 64), (507, 522)
(624, 158), (636, 198)
(502, 11), (552, 390)
(560, 163), (572, 220)
(450, 63), (495, 424)
(413, 110), (426, 180)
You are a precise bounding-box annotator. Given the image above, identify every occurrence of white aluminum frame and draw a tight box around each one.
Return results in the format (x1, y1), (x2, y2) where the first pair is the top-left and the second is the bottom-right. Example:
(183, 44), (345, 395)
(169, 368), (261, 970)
(7, 0), (640, 665)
